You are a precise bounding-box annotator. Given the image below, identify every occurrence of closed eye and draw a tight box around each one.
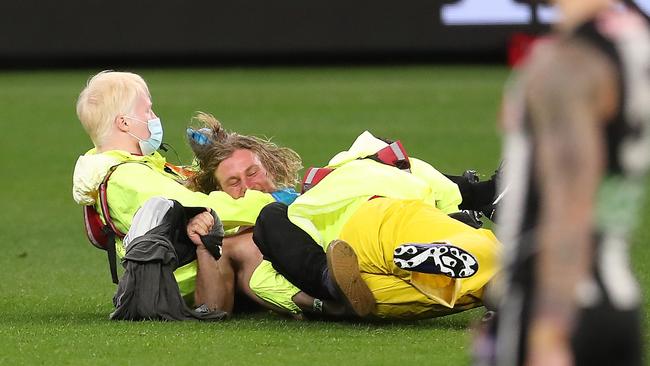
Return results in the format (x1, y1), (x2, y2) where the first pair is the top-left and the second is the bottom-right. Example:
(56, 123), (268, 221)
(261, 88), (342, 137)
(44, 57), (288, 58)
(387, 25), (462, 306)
(247, 167), (259, 177)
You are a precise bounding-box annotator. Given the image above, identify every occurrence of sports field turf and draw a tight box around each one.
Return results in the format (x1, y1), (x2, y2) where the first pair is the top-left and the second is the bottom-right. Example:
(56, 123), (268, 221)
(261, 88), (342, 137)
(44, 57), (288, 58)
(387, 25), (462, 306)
(0, 66), (648, 365)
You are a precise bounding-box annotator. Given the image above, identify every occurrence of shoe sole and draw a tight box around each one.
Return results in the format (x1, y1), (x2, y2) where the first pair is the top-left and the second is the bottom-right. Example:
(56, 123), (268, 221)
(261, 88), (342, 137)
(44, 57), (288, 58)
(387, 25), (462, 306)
(326, 240), (376, 318)
(393, 242), (478, 278)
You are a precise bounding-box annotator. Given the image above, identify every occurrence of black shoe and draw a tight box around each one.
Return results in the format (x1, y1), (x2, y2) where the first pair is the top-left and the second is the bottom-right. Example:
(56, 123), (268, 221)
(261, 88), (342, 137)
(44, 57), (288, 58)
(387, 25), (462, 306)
(393, 242), (478, 278)
(193, 304), (229, 321)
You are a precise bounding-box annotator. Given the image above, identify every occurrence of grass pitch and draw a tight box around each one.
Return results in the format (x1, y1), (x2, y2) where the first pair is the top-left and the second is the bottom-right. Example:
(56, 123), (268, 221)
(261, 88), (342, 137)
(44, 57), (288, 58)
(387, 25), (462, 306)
(0, 66), (647, 365)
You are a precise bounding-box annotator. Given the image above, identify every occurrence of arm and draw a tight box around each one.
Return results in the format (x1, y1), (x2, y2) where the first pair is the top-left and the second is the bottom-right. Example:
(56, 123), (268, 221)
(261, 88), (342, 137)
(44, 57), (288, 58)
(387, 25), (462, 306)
(523, 40), (618, 365)
(186, 211), (233, 312)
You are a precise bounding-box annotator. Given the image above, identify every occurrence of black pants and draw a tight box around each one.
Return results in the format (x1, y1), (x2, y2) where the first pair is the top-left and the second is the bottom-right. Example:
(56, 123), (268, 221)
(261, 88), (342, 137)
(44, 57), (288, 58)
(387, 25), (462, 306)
(572, 303), (642, 366)
(445, 174), (496, 211)
(252, 202), (332, 300)
(491, 252), (643, 366)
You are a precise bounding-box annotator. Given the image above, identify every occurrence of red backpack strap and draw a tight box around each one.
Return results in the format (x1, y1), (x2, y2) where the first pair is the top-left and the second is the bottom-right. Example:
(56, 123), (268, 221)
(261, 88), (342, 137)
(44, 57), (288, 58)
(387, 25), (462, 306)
(370, 140), (411, 173)
(301, 167), (335, 193)
(81, 162), (137, 284)
(98, 164), (126, 238)
(299, 140), (411, 194)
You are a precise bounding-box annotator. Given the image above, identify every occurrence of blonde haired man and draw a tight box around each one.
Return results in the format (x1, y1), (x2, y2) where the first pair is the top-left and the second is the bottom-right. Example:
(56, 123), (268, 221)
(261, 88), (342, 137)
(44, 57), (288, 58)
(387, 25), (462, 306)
(72, 71), (276, 316)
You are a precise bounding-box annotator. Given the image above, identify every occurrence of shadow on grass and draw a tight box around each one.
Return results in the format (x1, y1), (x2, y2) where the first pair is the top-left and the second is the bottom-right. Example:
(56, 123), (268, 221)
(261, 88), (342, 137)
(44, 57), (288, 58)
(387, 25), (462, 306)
(237, 307), (485, 331)
(2, 305), (485, 333)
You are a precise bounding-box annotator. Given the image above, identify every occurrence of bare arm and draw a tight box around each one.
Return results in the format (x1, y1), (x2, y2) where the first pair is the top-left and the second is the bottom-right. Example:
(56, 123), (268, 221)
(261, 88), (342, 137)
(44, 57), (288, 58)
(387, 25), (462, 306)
(523, 39), (618, 365)
(187, 210), (235, 313)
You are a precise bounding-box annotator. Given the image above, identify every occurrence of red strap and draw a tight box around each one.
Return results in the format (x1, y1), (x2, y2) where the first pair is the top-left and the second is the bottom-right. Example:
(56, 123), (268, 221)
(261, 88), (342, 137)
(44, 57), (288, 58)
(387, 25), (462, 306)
(300, 140), (412, 193)
(301, 167), (334, 193)
(83, 205), (111, 250)
(374, 141), (411, 173)
(98, 165), (126, 238)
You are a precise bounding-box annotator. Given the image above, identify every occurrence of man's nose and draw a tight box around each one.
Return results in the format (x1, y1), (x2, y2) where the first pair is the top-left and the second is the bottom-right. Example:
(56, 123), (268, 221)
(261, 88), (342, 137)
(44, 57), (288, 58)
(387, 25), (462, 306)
(242, 178), (261, 192)
(239, 179), (254, 196)
(242, 178), (254, 191)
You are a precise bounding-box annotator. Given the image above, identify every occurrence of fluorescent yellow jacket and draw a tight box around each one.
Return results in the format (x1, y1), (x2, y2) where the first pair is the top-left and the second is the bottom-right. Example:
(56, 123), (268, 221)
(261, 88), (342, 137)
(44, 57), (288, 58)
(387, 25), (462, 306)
(72, 149), (275, 296)
(288, 131), (462, 250)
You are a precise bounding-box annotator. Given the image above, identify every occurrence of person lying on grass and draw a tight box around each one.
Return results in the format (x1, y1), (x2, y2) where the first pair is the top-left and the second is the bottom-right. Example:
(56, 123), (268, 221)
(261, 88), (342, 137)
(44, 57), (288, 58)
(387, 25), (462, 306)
(183, 112), (502, 319)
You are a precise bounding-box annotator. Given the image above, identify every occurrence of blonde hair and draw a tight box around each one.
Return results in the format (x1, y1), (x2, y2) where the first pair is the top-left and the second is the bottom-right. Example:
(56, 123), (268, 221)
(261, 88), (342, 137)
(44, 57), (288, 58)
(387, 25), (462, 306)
(187, 112), (303, 193)
(76, 71), (150, 147)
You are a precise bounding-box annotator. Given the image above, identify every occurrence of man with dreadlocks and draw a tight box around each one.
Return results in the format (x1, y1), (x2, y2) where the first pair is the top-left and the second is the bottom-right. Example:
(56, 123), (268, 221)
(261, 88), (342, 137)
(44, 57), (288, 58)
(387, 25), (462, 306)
(186, 112), (302, 201)
(182, 112), (336, 316)
(184, 113), (502, 319)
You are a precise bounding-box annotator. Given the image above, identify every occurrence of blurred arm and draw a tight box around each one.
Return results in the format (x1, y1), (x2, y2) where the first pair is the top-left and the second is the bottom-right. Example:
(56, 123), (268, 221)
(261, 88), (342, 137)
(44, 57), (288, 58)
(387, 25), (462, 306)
(523, 39), (618, 365)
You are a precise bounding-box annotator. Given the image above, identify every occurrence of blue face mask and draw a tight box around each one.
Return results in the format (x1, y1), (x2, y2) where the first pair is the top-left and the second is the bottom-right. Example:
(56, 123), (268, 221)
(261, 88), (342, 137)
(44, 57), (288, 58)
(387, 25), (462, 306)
(126, 117), (164, 155)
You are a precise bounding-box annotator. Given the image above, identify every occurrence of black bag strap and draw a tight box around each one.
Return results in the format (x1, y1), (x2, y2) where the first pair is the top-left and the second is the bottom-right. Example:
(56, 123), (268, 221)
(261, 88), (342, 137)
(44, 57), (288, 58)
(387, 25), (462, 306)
(103, 226), (119, 284)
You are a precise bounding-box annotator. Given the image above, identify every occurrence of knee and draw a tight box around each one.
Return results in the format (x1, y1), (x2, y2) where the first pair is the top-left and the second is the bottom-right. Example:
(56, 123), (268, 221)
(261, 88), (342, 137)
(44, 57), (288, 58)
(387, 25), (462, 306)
(221, 233), (261, 263)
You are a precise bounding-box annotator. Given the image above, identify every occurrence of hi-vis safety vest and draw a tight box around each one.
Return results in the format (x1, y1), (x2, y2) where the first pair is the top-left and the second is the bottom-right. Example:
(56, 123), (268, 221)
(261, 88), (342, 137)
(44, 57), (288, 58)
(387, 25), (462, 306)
(289, 134), (462, 249)
(82, 162), (192, 284)
(301, 140), (411, 193)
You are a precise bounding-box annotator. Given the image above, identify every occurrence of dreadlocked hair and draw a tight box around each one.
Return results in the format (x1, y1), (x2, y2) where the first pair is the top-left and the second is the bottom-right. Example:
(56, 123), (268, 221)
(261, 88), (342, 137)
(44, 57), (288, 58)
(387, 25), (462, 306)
(186, 112), (303, 194)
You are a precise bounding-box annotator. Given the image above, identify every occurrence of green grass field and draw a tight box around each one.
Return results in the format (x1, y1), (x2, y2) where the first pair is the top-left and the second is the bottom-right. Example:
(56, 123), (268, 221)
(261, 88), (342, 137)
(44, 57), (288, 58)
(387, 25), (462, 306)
(0, 66), (647, 365)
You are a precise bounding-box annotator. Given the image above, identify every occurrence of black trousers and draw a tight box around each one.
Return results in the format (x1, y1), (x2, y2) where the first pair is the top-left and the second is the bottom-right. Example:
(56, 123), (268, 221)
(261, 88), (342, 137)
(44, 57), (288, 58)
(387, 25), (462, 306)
(491, 250), (643, 366)
(444, 174), (496, 211)
(252, 202), (333, 300)
(572, 303), (642, 366)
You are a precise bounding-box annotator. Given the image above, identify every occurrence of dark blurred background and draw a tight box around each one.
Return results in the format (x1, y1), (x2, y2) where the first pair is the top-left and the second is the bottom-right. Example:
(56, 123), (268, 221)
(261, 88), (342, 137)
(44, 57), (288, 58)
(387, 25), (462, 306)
(0, 0), (559, 69)
(1, 0), (648, 69)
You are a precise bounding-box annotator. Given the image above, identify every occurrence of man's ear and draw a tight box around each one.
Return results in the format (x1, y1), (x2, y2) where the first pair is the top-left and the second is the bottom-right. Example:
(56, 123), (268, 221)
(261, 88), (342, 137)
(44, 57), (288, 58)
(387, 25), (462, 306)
(115, 115), (129, 132)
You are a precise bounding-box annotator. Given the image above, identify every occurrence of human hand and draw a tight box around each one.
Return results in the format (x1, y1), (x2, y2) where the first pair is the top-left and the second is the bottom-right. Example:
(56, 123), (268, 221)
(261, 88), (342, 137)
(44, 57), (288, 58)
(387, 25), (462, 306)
(187, 209), (214, 247)
(525, 319), (573, 366)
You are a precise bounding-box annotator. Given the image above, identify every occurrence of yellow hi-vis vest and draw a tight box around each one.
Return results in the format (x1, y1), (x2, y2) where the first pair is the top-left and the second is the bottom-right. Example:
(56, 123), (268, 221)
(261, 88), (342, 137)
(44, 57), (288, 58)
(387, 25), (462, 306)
(287, 131), (462, 250)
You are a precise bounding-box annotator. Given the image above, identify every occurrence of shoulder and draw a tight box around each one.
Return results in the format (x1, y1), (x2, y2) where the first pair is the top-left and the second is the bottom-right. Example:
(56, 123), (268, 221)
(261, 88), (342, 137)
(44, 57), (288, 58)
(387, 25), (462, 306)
(113, 161), (155, 174)
(523, 36), (616, 88)
(521, 36), (619, 120)
(108, 162), (161, 186)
